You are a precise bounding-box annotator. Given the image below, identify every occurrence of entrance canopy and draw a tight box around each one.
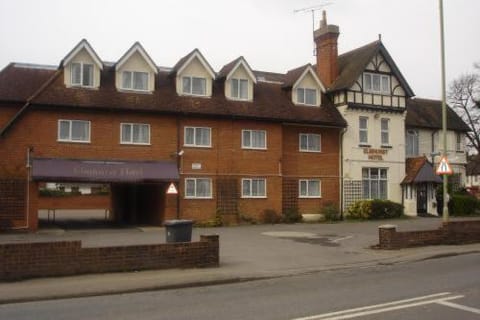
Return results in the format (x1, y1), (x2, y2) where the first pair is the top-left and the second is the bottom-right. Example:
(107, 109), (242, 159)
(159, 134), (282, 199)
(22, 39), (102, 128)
(32, 158), (179, 183)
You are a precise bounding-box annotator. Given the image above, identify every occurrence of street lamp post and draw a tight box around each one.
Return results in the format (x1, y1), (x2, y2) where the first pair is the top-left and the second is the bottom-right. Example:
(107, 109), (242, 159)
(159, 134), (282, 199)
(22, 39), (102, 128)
(439, 0), (449, 223)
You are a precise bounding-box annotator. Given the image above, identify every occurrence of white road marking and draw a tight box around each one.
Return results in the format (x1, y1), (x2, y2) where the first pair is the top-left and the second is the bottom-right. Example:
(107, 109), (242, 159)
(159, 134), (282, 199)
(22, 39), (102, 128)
(291, 292), (461, 320)
(436, 300), (480, 315)
(330, 235), (353, 243)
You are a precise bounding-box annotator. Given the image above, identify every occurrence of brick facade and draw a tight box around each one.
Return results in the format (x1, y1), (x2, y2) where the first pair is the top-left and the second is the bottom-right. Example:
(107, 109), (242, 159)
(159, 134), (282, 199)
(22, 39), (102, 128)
(0, 235), (219, 281)
(378, 221), (480, 249)
(0, 105), (342, 230)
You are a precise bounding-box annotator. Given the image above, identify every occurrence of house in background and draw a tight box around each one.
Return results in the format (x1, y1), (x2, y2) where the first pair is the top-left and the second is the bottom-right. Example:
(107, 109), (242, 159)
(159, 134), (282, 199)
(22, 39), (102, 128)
(466, 154), (480, 198)
(403, 98), (470, 215)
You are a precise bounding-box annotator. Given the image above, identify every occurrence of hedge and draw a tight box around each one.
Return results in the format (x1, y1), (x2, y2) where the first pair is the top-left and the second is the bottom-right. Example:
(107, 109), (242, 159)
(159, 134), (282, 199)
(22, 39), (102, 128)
(347, 199), (404, 220)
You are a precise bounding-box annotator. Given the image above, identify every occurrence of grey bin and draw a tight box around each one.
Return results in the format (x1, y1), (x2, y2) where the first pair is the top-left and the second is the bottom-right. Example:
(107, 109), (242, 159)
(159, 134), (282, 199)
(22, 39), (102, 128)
(164, 219), (193, 243)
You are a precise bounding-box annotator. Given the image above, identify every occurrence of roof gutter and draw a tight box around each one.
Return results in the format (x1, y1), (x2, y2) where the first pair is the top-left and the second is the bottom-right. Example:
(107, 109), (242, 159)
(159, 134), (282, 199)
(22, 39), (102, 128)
(0, 69), (61, 139)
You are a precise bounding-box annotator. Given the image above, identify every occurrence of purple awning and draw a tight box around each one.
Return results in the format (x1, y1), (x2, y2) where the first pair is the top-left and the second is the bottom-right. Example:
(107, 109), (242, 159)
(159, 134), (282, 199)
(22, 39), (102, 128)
(32, 158), (179, 183)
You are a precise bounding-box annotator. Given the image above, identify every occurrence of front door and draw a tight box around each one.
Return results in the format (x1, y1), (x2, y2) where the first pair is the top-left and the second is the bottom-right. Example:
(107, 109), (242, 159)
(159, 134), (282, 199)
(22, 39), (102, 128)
(416, 184), (427, 214)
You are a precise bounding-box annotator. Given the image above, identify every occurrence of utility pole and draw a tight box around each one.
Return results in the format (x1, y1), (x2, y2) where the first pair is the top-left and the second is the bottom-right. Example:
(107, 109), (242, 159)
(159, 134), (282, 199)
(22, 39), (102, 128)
(439, 0), (449, 223)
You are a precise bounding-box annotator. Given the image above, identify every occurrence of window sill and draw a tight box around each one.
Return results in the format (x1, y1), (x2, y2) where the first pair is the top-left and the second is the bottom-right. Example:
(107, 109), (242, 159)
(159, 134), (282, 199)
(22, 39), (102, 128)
(381, 145), (392, 149)
(120, 142), (151, 146)
(298, 196), (322, 199)
(183, 145), (212, 149)
(299, 150), (322, 153)
(241, 196), (267, 199)
(359, 144), (371, 148)
(57, 140), (91, 144)
(118, 88), (152, 94)
(184, 197), (213, 200)
(241, 147), (267, 151)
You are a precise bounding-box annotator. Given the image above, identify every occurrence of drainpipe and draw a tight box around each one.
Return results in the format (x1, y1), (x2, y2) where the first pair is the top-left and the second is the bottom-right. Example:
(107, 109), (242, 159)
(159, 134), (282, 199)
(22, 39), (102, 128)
(339, 127), (347, 219)
(176, 115), (182, 219)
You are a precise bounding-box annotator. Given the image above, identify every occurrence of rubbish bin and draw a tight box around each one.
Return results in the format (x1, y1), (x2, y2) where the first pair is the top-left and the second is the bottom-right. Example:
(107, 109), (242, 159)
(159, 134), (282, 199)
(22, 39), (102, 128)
(164, 219), (193, 243)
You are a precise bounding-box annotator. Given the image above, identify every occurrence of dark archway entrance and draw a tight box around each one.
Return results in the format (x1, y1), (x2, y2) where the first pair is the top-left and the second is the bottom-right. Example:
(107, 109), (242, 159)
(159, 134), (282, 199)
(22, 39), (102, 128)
(32, 158), (179, 229)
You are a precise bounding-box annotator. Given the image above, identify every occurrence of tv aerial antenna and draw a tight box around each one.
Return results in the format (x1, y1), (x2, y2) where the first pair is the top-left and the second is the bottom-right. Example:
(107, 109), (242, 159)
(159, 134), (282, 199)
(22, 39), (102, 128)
(294, 2), (332, 56)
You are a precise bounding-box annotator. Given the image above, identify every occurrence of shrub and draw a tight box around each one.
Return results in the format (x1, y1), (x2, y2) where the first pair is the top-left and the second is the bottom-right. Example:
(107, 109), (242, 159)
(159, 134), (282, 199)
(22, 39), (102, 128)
(321, 202), (341, 221)
(347, 200), (403, 220)
(346, 200), (372, 220)
(262, 209), (280, 224)
(448, 194), (478, 216)
(370, 200), (404, 219)
(282, 207), (302, 224)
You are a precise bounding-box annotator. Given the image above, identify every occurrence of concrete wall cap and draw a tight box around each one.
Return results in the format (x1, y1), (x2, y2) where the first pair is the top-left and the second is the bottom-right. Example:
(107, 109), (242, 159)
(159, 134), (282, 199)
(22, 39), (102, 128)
(378, 224), (397, 229)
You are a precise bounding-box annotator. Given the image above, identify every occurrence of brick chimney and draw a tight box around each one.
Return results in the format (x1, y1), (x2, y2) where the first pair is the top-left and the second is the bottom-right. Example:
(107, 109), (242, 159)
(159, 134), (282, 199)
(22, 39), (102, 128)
(314, 11), (340, 88)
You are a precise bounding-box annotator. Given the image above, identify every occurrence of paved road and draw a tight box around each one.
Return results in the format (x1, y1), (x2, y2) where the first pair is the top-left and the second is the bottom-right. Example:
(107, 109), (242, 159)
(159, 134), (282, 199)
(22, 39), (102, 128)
(1, 253), (478, 319)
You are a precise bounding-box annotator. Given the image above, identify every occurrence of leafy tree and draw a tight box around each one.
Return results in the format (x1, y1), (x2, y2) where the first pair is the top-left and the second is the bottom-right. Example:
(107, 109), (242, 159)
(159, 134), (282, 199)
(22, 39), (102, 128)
(448, 63), (480, 154)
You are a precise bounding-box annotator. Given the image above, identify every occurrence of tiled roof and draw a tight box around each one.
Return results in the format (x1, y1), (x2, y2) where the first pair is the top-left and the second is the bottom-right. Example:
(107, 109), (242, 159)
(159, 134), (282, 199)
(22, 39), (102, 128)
(466, 154), (480, 176)
(329, 40), (414, 97)
(0, 63), (56, 102)
(282, 64), (311, 89)
(406, 98), (471, 132)
(402, 156), (442, 184)
(2, 64), (346, 128)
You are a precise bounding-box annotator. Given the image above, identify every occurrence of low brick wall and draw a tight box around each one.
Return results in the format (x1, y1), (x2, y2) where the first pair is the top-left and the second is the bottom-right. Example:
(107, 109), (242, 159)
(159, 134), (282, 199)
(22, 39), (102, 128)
(38, 194), (110, 210)
(378, 221), (480, 249)
(0, 235), (219, 281)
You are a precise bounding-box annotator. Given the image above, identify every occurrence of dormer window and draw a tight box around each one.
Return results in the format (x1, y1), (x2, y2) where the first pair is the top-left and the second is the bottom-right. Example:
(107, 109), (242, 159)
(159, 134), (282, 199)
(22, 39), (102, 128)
(122, 71), (149, 91)
(71, 63), (94, 87)
(182, 76), (206, 96)
(231, 78), (248, 100)
(297, 88), (317, 106)
(364, 72), (390, 94)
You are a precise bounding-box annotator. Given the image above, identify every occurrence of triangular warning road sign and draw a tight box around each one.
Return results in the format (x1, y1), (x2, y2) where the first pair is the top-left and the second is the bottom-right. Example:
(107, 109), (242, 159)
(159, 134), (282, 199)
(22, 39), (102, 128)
(166, 182), (178, 194)
(436, 156), (453, 175)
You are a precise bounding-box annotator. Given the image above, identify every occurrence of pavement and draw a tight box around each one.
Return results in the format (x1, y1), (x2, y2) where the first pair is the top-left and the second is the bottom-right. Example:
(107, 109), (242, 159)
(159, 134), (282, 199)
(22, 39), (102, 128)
(1, 216), (479, 304)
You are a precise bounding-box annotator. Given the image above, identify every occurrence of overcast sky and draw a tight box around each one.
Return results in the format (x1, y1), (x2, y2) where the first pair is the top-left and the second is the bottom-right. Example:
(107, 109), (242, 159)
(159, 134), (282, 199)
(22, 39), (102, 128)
(0, 0), (478, 99)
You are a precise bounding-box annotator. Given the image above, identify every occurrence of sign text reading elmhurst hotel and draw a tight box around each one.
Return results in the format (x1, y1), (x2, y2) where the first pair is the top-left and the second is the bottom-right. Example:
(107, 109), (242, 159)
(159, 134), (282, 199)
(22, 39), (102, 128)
(363, 148), (388, 160)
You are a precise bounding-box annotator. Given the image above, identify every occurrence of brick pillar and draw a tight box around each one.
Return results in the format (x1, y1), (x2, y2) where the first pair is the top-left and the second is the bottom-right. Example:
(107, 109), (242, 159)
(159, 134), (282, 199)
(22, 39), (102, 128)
(200, 235), (220, 267)
(378, 224), (397, 249)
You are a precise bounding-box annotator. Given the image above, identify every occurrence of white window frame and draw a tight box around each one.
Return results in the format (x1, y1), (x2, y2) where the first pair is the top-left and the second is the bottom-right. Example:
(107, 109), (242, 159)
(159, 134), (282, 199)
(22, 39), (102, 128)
(456, 132), (463, 152)
(120, 123), (151, 145)
(121, 71), (149, 92)
(296, 88), (317, 106)
(182, 76), (207, 96)
(363, 72), (390, 95)
(184, 126), (212, 148)
(184, 178), (212, 199)
(241, 178), (267, 198)
(57, 119), (91, 143)
(299, 179), (322, 198)
(362, 168), (388, 200)
(242, 129), (267, 150)
(231, 78), (249, 100)
(381, 118), (390, 146)
(359, 117), (369, 145)
(71, 62), (94, 87)
(406, 129), (419, 157)
(299, 133), (321, 152)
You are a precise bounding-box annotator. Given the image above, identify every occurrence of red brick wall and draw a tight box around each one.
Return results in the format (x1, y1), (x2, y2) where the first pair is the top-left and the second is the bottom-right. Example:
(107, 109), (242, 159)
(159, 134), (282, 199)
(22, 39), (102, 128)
(0, 105), (342, 228)
(0, 235), (219, 281)
(0, 179), (26, 228)
(282, 126), (340, 214)
(378, 221), (480, 249)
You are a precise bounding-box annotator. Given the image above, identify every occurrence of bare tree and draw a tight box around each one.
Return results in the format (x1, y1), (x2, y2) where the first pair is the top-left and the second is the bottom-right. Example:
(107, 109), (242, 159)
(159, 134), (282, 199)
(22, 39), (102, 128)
(448, 63), (480, 154)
